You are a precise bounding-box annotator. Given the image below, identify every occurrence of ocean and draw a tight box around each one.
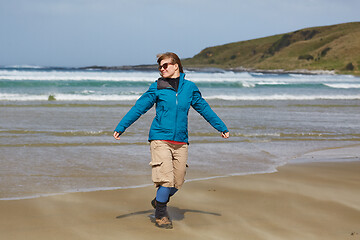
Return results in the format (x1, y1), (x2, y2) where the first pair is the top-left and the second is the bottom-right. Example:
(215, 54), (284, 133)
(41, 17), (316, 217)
(1, 66), (360, 200)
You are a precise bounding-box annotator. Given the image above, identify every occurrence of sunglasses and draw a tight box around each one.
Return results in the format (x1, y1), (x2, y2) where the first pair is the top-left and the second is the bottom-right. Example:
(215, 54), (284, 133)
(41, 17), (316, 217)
(158, 62), (174, 70)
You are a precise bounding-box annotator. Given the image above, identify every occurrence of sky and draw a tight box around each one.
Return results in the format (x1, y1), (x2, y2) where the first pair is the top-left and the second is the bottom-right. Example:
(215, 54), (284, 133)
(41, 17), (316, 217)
(1, 0), (359, 67)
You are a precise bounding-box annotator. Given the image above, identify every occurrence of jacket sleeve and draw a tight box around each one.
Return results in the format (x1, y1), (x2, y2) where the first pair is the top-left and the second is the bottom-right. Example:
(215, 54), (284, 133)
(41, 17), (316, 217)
(191, 84), (229, 133)
(114, 83), (157, 134)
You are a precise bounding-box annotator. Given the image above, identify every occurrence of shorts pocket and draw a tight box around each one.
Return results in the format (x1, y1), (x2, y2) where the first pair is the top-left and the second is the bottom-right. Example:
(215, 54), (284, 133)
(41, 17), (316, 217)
(149, 161), (171, 183)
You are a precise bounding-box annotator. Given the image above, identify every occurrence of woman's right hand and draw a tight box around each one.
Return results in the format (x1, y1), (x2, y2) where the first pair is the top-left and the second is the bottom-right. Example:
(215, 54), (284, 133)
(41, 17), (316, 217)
(221, 131), (230, 139)
(113, 131), (121, 140)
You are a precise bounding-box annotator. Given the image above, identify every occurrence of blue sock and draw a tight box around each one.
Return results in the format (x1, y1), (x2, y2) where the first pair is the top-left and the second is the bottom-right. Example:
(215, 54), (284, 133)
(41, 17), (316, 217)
(156, 186), (179, 203)
(156, 186), (171, 203)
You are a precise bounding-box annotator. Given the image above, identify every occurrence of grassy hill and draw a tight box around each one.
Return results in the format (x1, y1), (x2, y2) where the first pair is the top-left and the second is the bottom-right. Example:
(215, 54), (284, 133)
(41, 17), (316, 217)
(182, 22), (360, 75)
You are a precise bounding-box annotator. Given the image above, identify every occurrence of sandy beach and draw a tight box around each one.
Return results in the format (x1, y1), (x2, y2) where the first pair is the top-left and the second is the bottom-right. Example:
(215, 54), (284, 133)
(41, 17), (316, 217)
(1, 161), (359, 240)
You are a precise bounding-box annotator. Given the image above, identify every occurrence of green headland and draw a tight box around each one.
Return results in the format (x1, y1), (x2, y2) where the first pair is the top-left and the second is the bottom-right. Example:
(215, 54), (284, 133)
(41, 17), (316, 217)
(182, 22), (360, 75)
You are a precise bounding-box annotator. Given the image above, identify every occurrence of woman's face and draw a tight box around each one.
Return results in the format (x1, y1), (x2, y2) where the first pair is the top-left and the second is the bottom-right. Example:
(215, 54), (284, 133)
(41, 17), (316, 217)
(159, 58), (180, 78)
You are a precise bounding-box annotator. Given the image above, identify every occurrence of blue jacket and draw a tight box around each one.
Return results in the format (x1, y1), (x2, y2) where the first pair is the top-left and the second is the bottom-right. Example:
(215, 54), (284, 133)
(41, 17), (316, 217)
(114, 72), (228, 143)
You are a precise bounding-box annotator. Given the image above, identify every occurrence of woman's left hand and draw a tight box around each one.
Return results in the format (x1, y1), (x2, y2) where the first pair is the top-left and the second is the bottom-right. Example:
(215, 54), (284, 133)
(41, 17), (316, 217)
(113, 131), (121, 140)
(221, 132), (230, 139)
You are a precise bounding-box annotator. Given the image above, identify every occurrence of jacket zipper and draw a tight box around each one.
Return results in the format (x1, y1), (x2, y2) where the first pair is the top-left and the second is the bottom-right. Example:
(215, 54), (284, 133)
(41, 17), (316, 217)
(173, 92), (178, 141)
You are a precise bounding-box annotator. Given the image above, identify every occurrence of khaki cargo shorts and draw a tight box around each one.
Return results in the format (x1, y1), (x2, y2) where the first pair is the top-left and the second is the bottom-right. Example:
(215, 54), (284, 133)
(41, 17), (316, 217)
(149, 140), (188, 189)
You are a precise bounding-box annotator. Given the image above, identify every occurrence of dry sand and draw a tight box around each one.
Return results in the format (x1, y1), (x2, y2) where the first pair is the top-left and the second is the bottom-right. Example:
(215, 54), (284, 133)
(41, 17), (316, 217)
(1, 161), (360, 240)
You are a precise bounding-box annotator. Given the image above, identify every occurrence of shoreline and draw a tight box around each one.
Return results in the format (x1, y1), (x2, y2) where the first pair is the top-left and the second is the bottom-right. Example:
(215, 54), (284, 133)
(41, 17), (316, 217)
(1, 160), (360, 239)
(2, 143), (359, 202)
(2, 142), (360, 201)
(0, 169), (278, 202)
(0, 160), (357, 202)
(79, 64), (339, 76)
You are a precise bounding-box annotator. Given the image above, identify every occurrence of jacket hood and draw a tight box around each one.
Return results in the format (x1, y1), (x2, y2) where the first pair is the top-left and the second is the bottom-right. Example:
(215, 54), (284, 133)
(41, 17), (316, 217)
(157, 72), (186, 90)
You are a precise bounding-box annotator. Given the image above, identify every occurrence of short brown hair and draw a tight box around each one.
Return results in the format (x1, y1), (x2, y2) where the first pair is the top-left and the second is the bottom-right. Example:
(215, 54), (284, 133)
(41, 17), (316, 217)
(156, 52), (184, 73)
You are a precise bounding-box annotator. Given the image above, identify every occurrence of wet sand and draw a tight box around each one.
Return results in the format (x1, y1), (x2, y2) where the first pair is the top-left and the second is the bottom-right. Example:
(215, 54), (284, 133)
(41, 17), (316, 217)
(1, 161), (360, 240)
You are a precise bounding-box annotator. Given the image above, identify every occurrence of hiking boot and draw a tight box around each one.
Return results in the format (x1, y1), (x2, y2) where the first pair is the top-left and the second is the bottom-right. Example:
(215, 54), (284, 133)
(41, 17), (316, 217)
(151, 197), (171, 209)
(155, 216), (173, 229)
(153, 199), (170, 218)
(151, 198), (156, 209)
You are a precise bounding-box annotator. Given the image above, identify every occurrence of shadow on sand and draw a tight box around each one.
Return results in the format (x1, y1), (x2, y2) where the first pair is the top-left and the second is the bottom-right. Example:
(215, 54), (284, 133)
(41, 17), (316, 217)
(116, 206), (221, 221)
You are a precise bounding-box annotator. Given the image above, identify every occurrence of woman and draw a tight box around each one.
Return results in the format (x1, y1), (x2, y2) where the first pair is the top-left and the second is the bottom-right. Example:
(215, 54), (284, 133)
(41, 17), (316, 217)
(113, 52), (229, 229)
